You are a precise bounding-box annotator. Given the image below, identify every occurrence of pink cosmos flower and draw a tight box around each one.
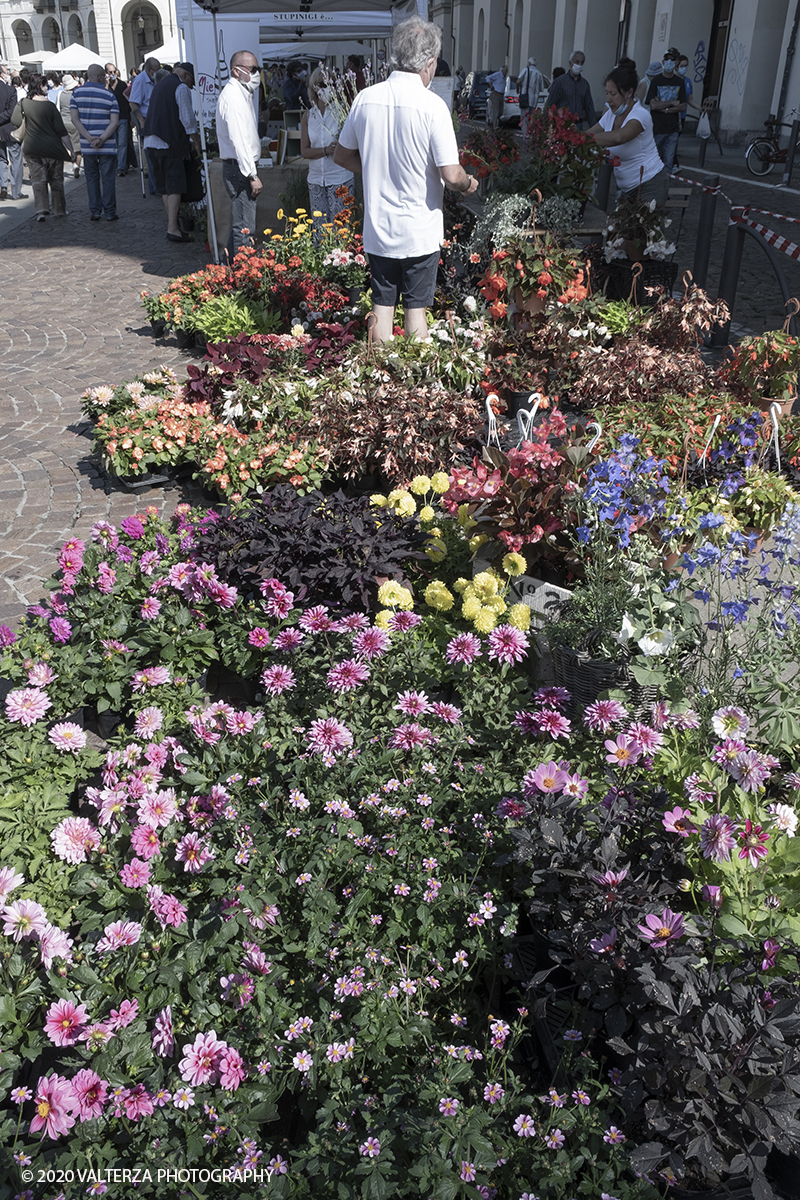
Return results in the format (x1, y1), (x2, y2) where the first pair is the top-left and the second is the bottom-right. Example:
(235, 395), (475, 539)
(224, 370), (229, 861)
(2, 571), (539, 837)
(38, 923), (74, 969)
(328, 659), (370, 692)
(445, 632), (482, 664)
(130, 824), (161, 859)
(589, 928), (617, 953)
(30, 1073), (76, 1140)
(0, 865), (25, 905)
(108, 999), (139, 1030)
(261, 664), (296, 696)
(96, 920), (142, 954)
(604, 734), (641, 767)
(51, 817), (100, 864)
(637, 908), (686, 948)
(175, 831), (215, 873)
(584, 699), (628, 732)
(306, 717), (353, 756)
(179, 1030), (229, 1086)
(487, 624), (529, 664)
(44, 999), (89, 1047)
(152, 1005), (174, 1057)
(562, 771), (589, 798)
(513, 1113), (536, 1137)
(2, 898), (48, 941)
(219, 1046), (246, 1091)
(484, 1082), (505, 1103)
(738, 819), (769, 867)
(394, 689), (431, 716)
(460, 1161), (476, 1181)
(439, 1097), (460, 1115)
(352, 626), (391, 660)
(662, 807), (696, 836)
(360, 1138), (381, 1158)
(604, 1126), (627, 1144)
(5, 687), (52, 726)
(522, 761), (568, 795)
(172, 1086), (195, 1110)
(70, 1069), (108, 1121)
(544, 1129), (566, 1149)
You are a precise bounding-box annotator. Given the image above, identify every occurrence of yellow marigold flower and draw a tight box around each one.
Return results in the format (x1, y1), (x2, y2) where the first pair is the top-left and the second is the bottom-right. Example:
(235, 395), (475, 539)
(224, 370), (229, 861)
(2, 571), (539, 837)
(453, 577), (471, 594)
(486, 595), (507, 615)
(461, 595), (481, 620)
(374, 609), (392, 629)
(419, 505), (435, 523)
(424, 581), (454, 611)
(502, 552), (527, 577)
(457, 504), (477, 531)
(472, 571), (500, 600)
(370, 494), (390, 508)
(395, 494), (416, 518)
(469, 534), (488, 552)
(410, 475), (431, 495)
(377, 581), (414, 610)
(473, 606), (498, 633)
(263, 228), (273, 235)
(312, 210), (323, 217)
(508, 603), (532, 631)
(277, 208), (284, 219)
(387, 488), (409, 505)
(430, 472), (450, 494)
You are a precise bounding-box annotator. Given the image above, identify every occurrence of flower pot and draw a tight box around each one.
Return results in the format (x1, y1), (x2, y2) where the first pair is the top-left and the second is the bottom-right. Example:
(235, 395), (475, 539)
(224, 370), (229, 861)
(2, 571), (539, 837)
(552, 643), (660, 719)
(150, 318), (166, 338)
(175, 327), (194, 349)
(194, 331), (208, 351)
(347, 286), (362, 305)
(506, 389), (538, 417)
(622, 237), (644, 262)
(758, 394), (796, 418)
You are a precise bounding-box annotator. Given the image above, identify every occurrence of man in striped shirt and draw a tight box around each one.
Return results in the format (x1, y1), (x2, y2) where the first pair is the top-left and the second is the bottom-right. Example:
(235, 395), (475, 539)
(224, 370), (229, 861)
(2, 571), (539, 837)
(70, 64), (119, 221)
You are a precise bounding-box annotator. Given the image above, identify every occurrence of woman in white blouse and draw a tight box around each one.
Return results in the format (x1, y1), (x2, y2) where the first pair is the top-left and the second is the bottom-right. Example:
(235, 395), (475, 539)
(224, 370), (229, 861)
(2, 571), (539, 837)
(300, 67), (354, 237)
(588, 61), (668, 209)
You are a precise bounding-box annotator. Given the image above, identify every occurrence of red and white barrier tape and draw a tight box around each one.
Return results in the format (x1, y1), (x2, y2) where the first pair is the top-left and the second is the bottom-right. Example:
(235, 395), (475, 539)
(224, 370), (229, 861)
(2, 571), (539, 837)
(731, 203), (800, 227)
(729, 207), (800, 261)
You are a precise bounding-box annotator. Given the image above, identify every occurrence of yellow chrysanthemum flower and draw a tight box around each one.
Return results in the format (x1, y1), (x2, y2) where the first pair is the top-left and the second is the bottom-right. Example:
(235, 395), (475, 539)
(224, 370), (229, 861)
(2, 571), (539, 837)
(374, 609), (392, 629)
(424, 581), (454, 611)
(387, 488), (408, 506)
(486, 595), (507, 615)
(426, 539), (447, 562)
(395, 494), (416, 518)
(377, 581), (414, 610)
(410, 475), (431, 496)
(461, 595), (481, 620)
(502, 552), (527, 577)
(419, 505), (435, 523)
(370, 494), (389, 508)
(472, 571), (500, 600)
(430, 472), (450, 494)
(453, 577), (471, 594)
(508, 603), (532, 631)
(473, 606), (498, 633)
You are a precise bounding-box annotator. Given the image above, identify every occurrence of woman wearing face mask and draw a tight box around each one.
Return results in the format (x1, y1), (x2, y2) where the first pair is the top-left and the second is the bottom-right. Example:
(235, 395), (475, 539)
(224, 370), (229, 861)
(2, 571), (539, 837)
(300, 67), (354, 238)
(588, 60), (668, 208)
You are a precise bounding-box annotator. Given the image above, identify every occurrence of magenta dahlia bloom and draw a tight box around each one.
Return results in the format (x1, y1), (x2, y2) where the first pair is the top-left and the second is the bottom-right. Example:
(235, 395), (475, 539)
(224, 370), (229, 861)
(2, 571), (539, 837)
(120, 516), (145, 539)
(394, 689), (431, 716)
(522, 761), (568, 796)
(179, 1029), (229, 1086)
(261, 664), (296, 696)
(29, 1073), (76, 1140)
(637, 907), (686, 948)
(0, 623), (16, 647)
(5, 687), (52, 726)
(51, 817), (100, 863)
(96, 919), (143, 954)
(108, 999), (139, 1029)
(388, 611), (421, 632)
(133, 706), (164, 738)
(389, 722), (433, 750)
(738, 819), (769, 867)
(123, 1083), (154, 1120)
(140, 597), (161, 620)
(534, 708), (572, 738)
(306, 717), (353, 756)
(487, 624), (529, 664)
(300, 604), (334, 633)
(431, 701), (462, 723)
(44, 998), (89, 1047)
(119, 858), (151, 888)
(762, 938), (780, 971)
(175, 831), (215, 873)
(662, 807), (696, 836)
(248, 626), (270, 648)
(131, 666), (171, 692)
(445, 632), (482, 665)
(700, 813), (738, 862)
(534, 685), (571, 709)
(131, 824), (161, 859)
(219, 1046), (247, 1091)
(353, 626), (391, 660)
(48, 722), (88, 754)
(328, 658), (370, 692)
(71, 1069), (108, 1121)
(49, 616), (72, 643)
(584, 699), (628, 732)
(152, 1005), (174, 1057)
(220, 973), (255, 1009)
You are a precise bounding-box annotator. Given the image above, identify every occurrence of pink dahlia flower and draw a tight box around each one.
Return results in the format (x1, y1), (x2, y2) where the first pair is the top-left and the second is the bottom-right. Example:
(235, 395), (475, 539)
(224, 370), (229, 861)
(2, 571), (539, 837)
(219, 1046), (247, 1091)
(2, 898), (48, 941)
(175, 831), (215, 873)
(152, 1005), (174, 1057)
(70, 1068), (108, 1121)
(30, 1073), (76, 1140)
(487, 624), (529, 665)
(179, 1029), (228, 1086)
(44, 998), (89, 1047)
(5, 687), (52, 726)
(306, 717), (353, 756)
(51, 817), (100, 864)
(96, 919), (143, 954)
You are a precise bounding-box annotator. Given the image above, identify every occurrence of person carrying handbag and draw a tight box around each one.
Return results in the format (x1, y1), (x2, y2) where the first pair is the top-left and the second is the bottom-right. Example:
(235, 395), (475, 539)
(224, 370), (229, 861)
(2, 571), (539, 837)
(0, 67), (26, 200)
(11, 73), (74, 220)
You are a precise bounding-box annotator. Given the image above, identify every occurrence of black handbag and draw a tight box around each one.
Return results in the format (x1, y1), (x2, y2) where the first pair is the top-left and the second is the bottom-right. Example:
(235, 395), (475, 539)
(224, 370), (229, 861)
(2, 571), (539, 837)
(181, 152), (204, 203)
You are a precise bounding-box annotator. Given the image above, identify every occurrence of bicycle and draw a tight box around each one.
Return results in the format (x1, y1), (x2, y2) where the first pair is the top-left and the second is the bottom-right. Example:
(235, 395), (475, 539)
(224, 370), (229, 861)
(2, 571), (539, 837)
(745, 109), (800, 176)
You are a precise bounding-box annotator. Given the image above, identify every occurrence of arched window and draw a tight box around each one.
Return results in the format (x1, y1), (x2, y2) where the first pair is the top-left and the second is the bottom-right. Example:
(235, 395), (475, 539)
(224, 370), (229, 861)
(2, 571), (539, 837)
(13, 21), (34, 58)
(67, 14), (84, 47)
(87, 10), (99, 54)
(42, 18), (62, 54)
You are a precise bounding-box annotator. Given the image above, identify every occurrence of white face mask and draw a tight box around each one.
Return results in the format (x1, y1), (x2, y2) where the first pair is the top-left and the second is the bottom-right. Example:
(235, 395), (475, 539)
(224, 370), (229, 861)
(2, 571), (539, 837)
(239, 67), (260, 93)
(571, 62), (584, 74)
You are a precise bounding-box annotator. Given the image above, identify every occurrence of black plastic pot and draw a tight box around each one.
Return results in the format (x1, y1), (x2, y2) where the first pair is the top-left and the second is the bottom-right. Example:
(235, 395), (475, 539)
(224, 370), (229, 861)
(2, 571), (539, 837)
(175, 327), (194, 349)
(150, 318), (166, 338)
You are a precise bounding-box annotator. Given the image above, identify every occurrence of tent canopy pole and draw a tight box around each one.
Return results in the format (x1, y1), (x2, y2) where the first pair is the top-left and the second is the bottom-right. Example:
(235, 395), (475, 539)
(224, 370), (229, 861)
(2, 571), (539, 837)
(185, 0), (221, 263)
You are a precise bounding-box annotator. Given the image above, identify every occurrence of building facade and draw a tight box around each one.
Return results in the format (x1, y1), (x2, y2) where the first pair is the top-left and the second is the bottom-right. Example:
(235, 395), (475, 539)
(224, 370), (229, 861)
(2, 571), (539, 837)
(433, 0), (800, 143)
(0, 0), (178, 75)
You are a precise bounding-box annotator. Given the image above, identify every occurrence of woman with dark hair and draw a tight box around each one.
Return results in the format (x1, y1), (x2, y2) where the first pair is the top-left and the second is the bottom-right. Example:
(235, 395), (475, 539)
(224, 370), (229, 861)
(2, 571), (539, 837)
(11, 72), (74, 220)
(587, 60), (667, 208)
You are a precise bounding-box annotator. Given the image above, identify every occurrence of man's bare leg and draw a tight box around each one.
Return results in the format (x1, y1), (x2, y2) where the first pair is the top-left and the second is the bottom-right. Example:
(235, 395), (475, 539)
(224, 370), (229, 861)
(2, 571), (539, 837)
(404, 307), (429, 341)
(371, 304), (396, 343)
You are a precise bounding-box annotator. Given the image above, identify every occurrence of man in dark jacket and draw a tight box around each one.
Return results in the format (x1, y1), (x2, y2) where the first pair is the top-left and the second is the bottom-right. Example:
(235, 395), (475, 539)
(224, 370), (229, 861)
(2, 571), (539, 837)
(0, 66), (26, 200)
(142, 62), (201, 243)
(105, 63), (133, 176)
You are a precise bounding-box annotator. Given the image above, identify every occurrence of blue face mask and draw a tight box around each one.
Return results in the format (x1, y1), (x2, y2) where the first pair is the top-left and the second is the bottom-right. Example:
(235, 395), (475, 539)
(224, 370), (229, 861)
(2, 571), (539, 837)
(616, 100), (629, 116)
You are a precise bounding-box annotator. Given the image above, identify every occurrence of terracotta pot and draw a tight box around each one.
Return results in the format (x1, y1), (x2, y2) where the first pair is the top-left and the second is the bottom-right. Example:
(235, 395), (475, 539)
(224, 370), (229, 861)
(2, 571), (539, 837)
(758, 395), (796, 418)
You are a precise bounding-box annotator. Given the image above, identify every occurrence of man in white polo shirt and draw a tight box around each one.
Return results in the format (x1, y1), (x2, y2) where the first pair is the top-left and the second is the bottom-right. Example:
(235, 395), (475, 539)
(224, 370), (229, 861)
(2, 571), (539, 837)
(335, 17), (478, 343)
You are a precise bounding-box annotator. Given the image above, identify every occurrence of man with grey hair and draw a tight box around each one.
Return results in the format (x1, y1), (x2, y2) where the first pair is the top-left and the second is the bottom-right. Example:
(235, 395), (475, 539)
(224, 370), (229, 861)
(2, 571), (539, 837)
(334, 17), (478, 343)
(70, 62), (120, 220)
(545, 50), (594, 128)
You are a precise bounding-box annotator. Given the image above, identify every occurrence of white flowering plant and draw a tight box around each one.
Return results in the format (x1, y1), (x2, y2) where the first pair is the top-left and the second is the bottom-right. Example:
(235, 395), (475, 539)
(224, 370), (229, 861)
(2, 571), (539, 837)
(603, 195), (676, 263)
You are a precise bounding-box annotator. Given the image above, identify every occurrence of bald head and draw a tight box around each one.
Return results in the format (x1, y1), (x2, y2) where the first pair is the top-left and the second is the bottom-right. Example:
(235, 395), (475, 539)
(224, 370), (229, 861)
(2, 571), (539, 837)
(87, 64), (105, 82)
(144, 57), (161, 76)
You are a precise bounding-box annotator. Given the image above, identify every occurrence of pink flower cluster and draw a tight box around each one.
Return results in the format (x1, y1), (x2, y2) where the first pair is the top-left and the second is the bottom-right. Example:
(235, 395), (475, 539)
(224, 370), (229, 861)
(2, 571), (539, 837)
(179, 1029), (246, 1091)
(167, 560), (238, 609)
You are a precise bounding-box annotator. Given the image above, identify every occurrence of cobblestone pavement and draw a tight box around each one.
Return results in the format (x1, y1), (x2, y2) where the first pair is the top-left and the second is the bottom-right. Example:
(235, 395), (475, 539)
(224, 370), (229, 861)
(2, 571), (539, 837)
(0, 170), (208, 626)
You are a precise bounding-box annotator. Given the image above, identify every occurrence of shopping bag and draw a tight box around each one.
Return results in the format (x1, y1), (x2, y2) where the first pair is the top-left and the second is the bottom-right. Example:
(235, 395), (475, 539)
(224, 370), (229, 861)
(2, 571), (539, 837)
(696, 111), (711, 139)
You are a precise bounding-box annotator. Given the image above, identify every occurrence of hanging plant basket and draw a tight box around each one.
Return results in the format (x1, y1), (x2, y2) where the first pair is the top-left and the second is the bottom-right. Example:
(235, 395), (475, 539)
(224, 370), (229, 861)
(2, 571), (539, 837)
(605, 258), (679, 305)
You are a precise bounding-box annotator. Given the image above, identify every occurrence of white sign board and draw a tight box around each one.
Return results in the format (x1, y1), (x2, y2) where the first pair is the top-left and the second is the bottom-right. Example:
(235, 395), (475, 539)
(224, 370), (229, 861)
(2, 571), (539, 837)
(429, 76), (455, 110)
(183, 14), (261, 125)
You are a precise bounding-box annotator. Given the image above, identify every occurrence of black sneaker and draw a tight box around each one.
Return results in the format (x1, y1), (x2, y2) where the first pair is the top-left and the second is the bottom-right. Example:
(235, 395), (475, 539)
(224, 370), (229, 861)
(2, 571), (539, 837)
(90, 214), (101, 221)
(0, 189), (8, 201)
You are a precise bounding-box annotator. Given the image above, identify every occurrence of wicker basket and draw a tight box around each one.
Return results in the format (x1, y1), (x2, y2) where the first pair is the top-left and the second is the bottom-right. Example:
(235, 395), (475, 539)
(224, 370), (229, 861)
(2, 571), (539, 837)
(604, 258), (679, 305)
(552, 643), (659, 719)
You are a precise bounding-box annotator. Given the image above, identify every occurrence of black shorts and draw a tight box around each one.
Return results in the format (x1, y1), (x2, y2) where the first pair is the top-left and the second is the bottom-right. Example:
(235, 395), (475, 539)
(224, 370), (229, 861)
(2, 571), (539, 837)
(148, 146), (188, 196)
(368, 250), (440, 309)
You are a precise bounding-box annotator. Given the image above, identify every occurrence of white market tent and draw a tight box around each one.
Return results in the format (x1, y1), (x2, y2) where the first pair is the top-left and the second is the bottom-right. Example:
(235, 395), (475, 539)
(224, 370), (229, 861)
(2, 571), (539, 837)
(31, 44), (107, 72)
(19, 51), (55, 66)
(151, 33), (187, 65)
(262, 40), (374, 61)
